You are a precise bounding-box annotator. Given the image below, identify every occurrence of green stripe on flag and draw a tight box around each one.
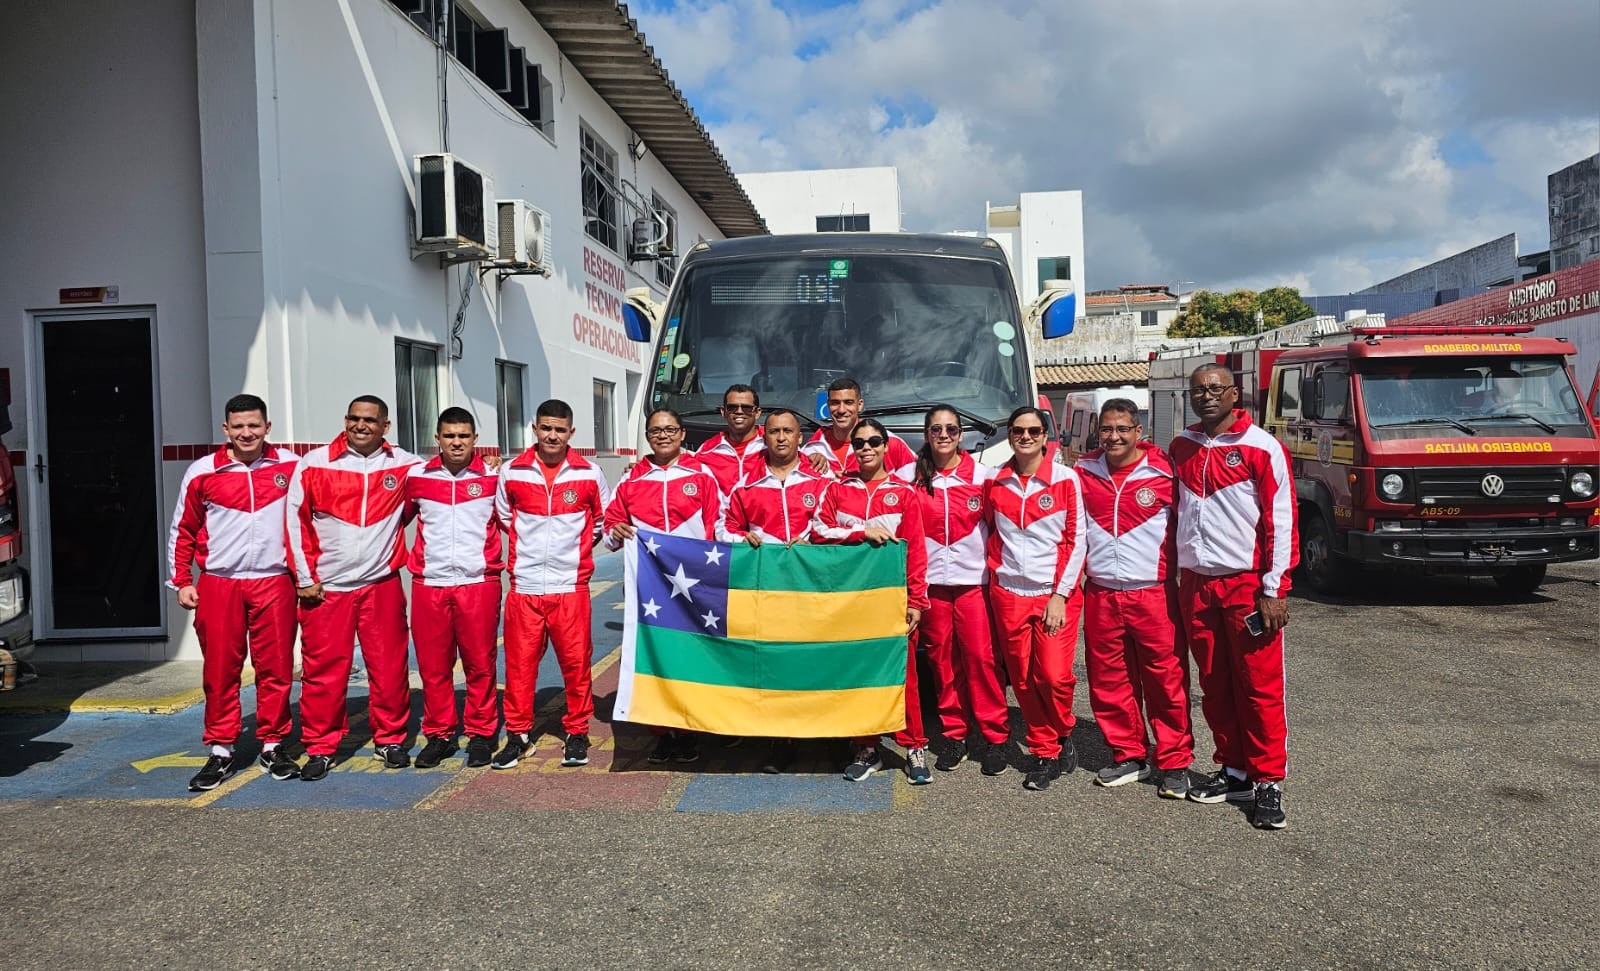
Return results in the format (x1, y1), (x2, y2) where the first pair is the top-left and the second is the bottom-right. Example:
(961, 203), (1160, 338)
(635, 624), (906, 692)
(729, 540), (906, 593)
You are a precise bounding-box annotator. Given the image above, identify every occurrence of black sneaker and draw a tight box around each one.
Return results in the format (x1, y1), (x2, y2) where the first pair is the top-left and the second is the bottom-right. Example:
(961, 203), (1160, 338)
(935, 739), (968, 772)
(465, 735), (495, 768)
(562, 733), (590, 767)
(760, 739), (796, 774)
(980, 741), (1011, 776)
(904, 747), (932, 785)
(1094, 759), (1150, 788)
(492, 733), (530, 770)
(188, 754), (235, 792)
(1023, 753), (1064, 792)
(259, 748), (300, 781)
(1187, 770), (1255, 804)
(1156, 767), (1191, 800)
(1251, 783), (1287, 830)
(843, 745), (883, 782)
(1059, 737), (1078, 774)
(300, 754), (334, 782)
(648, 734), (675, 764)
(374, 744), (411, 769)
(414, 736), (458, 769)
(672, 734), (700, 764)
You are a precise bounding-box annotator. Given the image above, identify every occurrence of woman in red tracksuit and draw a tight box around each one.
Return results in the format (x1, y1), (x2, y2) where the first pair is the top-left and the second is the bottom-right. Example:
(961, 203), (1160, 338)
(900, 405), (1013, 777)
(603, 407), (722, 764)
(985, 405), (1087, 792)
(814, 418), (931, 785)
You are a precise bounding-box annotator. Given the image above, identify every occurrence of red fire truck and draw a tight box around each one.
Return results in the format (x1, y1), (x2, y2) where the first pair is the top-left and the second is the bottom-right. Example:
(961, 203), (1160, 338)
(1151, 320), (1600, 595)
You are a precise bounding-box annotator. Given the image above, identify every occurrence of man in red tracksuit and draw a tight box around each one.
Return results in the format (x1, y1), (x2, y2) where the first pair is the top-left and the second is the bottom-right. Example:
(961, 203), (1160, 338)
(694, 384), (766, 498)
(405, 406), (503, 770)
(1075, 398), (1194, 799)
(800, 377), (918, 478)
(167, 393), (301, 790)
(286, 395), (420, 782)
(493, 399), (611, 771)
(1171, 363), (1298, 830)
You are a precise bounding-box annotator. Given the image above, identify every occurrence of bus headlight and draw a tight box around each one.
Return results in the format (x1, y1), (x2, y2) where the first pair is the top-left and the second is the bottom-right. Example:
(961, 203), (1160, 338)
(1571, 470), (1596, 499)
(1379, 472), (1407, 501)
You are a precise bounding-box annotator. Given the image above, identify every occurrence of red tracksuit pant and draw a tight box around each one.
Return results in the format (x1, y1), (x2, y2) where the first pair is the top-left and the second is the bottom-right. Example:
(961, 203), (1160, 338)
(1179, 569), (1288, 782)
(856, 636), (925, 750)
(298, 574), (411, 756)
(503, 589), (593, 737)
(193, 573), (296, 747)
(1083, 581), (1193, 769)
(989, 585), (1081, 759)
(919, 584), (1009, 746)
(410, 580), (501, 740)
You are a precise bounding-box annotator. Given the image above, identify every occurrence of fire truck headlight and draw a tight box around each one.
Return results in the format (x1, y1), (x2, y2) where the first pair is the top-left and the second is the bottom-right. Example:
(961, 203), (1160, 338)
(1570, 470), (1596, 499)
(0, 575), (22, 625)
(1379, 472), (1407, 501)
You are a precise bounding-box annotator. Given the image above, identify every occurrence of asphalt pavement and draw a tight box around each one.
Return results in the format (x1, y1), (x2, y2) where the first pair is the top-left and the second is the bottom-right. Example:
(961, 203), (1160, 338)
(2, 555), (1596, 970)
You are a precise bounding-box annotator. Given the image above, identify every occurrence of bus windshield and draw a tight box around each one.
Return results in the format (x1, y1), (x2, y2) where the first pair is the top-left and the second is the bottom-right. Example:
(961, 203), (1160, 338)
(649, 253), (1027, 426)
(1360, 356), (1594, 440)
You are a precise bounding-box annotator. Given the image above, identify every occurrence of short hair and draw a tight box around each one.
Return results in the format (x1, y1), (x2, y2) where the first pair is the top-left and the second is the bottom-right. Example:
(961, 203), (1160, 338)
(723, 384), (760, 407)
(645, 406), (682, 426)
(1189, 363), (1233, 384)
(764, 407), (802, 430)
(535, 399), (574, 424)
(436, 406), (476, 432)
(348, 394), (389, 419)
(1099, 398), (1142, 423)
(827, 377), (861, 397)
(224, 393), (268, 420)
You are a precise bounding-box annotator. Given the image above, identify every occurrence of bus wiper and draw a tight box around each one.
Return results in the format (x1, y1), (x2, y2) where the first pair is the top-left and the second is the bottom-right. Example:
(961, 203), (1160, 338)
(1463, 414), (1558, 434)
(1370, 417), (1477, 435)
(865, 402), (998, 436)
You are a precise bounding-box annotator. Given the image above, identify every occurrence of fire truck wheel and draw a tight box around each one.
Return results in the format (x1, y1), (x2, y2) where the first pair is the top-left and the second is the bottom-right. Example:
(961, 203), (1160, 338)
(1298, 509), (1357, 595)
(1492, 564), (1546, 598)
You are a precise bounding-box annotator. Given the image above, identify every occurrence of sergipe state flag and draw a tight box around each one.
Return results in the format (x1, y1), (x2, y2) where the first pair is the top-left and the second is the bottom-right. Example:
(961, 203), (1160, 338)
(615, 528), (908, 738)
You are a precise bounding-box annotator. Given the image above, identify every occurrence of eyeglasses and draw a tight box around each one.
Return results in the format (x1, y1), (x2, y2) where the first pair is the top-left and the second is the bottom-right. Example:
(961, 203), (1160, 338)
(1009, 426), (1045, 439)
(851, 436), (886, 450)
(1098, 425), (1138, 436)
(645, 426), (682, 438)
(345, 415), (383, 425)
(721, 403), (759, 414)
(1187, 385), (1235, 399)
(926, 423), (962, 437)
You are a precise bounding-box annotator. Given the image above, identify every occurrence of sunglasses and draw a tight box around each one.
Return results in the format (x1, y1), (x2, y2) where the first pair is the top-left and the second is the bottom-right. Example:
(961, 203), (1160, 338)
(721, 403), (759, 413)
(851, 436), (887, 450)
(926, 423), (961, 437)
(1009, 426), (1045, 439)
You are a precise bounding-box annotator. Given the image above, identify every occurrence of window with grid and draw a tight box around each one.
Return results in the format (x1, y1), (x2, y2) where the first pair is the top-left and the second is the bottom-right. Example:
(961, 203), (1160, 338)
(394, 339), (441, 453)
(496, 360), (527, 454)
(582, 127), (620, 251)
(652, 192), (679, 288)
(1140, 310), (1160, 326)
(592, 379), (615, 453)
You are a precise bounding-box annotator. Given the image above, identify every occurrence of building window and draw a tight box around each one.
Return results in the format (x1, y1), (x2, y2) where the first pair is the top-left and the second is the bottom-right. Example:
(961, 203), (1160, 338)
(582, 126), (620, 252)
(496, 360), (527, 454)
(592, 379), (615, 453)
(1140, 310), (1160, 326)
(816, 214), (870, 232)
(652, 192), (679, 288)
(394, 339), (441, 453)
(1036, 257), (1072, 294)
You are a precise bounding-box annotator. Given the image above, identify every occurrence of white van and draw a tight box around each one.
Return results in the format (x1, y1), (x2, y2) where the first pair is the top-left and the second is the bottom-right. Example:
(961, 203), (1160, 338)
(1058, 386), (1150, 464)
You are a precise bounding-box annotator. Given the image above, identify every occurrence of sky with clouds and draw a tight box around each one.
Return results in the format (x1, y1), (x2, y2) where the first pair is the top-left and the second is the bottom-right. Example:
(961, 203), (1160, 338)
(628, 0), (1599, 295)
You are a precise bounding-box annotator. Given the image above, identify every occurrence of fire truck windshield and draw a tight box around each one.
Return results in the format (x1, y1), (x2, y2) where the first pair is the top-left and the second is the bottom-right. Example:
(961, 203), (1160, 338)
(649, 253), (1027, 427)
(1361, 356), (1593, 440)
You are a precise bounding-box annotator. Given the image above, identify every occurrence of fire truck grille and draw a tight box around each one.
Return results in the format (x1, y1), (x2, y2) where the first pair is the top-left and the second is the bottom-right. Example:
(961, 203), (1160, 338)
(1415, 467), (1567, 503)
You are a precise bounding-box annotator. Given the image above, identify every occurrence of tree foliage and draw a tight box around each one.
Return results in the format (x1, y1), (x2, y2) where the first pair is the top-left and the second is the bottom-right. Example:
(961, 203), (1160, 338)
(1166, 286), (1315, 338)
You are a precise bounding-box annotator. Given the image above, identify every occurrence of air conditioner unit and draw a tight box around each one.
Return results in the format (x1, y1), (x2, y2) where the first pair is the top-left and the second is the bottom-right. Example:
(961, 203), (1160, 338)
(413, 153), (494, 258)
(495, 199), (550, 271)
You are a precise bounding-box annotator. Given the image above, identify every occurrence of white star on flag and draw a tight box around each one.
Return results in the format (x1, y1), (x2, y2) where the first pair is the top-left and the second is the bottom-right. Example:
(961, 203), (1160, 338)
(641, 599), (661, 619)
(666, 564), (700, 602)
(644, 536), (661, 556)
(704, 547), (724, 566)
(700, 610), (721, 630)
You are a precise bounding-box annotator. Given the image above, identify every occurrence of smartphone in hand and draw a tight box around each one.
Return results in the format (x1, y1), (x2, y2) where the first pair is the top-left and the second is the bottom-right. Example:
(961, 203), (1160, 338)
(1243, 611), (1266, 637)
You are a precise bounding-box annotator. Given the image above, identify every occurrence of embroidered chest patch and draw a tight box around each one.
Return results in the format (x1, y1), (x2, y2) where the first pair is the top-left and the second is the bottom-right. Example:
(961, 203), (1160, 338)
(381, 473), (400, 491)
(966, 496), (981, 512)
(466, 482), (484, 498)
(562, 488), (579, 505)
(273, 473), (289, 489)
(682, 481), (699, 497)
(1135, 486), (1158, 508)
(801, 492), (818, 509)
(882, 492), (900, 507)
(1037, 494), (1055, 511)
(1224, 449), (1244, 467)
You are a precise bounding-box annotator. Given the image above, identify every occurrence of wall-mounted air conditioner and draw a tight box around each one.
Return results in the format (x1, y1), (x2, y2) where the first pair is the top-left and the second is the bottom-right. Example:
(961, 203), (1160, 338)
(496, 199), (551, 273)
(413, 153), (494, 259)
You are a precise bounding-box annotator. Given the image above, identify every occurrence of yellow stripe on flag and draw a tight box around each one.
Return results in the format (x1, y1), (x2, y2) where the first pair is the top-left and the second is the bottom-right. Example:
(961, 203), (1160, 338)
(725, 587), (908, 642)
(627, 673), (906, 739)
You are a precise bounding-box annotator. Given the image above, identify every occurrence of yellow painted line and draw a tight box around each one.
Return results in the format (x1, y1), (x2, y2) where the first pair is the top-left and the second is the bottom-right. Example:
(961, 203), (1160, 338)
(188, 761), (274, 807)
(656, 772), (694, 811)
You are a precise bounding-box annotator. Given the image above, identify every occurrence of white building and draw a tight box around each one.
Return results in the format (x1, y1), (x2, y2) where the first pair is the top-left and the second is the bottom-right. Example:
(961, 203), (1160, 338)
(0, 0), (764, 661)
(982, 192), (1086, 305)
(738, 167), (902, 234)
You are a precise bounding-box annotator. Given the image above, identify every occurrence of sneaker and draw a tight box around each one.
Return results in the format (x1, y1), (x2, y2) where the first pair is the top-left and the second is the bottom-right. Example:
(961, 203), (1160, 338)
(1156, 767), (1191, 800)
(1251, 783), (1287, 830)
(414, 736), (458, 769)
(844, 745), (884, 782)
(465, 735), (495, 768)
(562, 733), (590, 767)
(492, 733), (530, 770)
(300, 754), (334, 782)
(934, 739), (968, 772)
(1094, 759), (1151, 788)
(374, 744), (411, 769)
(648, 734), (675, 764)
(259, 748), (300, 781)
(188, 754), (235, 792)
(980, 740), (1011, 776)
(1187, 770), (1255, 805)
(760, 739), (796, 774)
(1023, 753), (1064, 792)
(904, 747), (932, 785)
(1059, 737), (1078, 774)
(672, 734), (700, 764)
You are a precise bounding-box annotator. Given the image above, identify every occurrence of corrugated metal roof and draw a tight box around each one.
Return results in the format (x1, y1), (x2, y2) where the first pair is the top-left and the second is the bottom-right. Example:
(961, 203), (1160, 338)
(521, 1), (767, 238)
(1035, 362), (1150, 387)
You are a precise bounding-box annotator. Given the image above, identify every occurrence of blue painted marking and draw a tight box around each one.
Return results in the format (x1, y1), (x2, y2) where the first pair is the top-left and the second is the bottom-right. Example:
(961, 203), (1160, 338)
(675, 773), (892, 814)
(214, 760), (453, 810)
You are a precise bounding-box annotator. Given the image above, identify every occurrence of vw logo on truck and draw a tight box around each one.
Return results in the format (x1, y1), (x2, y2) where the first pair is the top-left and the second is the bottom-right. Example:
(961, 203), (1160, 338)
(1480, 473), (1506, 497)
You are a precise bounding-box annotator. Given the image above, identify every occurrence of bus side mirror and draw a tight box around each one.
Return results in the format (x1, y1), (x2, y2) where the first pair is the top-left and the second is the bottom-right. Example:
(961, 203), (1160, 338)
(622, 288), (658, 343)
(1028, 280), (1076, 339)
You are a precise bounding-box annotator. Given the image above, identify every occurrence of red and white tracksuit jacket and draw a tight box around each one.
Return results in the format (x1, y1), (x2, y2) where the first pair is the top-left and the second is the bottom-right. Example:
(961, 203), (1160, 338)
(1075, 443), (1193, 769)
(1170, 409), (1298, 782)
(286, 435), (420, 755)
(984, 459), (1087, 760)
(495, 449), (612, 737)
(167, 445), (299, 748)
(717, 461), (831, 543)
(801, 427), (918, 478)
(404, 455), (503, 740)
(603, 454), (721, 549)
(694, 429), (766, 497)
